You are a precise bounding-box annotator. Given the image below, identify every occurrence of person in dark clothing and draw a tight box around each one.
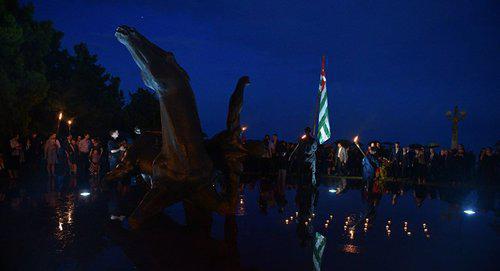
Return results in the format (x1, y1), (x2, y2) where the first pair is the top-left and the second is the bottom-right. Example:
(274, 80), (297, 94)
(427, 148), (439, 180)
(261, 135), (272, 176)
(362, 146), (380, 190)
(402, 147), (414, 178)
(107, 130), (124, 171)
(479, 147), (495, 183)
(414, 148), (427, 182)
(276, 141), (289, 185)
(326, 147), (335, 175)
(26, 132), (43, 169)
(289, 127), (317, 186)
(390, 142), (403, 178)
(66, 138), (78, 175)
(8, 134), (22, 179)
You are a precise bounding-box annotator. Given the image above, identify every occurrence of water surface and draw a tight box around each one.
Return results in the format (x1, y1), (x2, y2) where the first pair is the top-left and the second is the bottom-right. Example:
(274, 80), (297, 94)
(0, 173), (497, 270)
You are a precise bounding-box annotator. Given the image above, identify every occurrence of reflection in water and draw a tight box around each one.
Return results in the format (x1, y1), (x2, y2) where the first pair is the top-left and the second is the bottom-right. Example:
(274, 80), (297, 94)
(236, 194), (245, 216)
(342, 244), (360, 254)
(0, 170), (498, 270)
(49, 179), (77, 251)
(295, 183), (318, 247)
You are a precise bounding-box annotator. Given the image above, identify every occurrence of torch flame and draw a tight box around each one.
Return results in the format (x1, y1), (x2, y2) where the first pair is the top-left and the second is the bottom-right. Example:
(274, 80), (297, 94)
(301, 134), (307, 140)
(58, 112), (63, 120)
(353, 135), (359, 143)
(241, 126), (247, 131)
(67, 120), (72, 125)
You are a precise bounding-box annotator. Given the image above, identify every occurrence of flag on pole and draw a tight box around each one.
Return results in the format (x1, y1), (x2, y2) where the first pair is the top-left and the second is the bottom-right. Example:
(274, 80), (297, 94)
(313, 232), (326, 271)
(317, 56), (331, 144)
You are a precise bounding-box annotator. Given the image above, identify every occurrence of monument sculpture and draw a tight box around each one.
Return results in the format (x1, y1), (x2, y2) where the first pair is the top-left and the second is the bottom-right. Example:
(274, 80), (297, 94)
(446, 105), (466, 149)
(115, 25), (252, 229)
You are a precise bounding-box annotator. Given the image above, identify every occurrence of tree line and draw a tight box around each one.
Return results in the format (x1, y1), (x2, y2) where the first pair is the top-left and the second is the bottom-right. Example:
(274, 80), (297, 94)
(0, 0), (160, 149)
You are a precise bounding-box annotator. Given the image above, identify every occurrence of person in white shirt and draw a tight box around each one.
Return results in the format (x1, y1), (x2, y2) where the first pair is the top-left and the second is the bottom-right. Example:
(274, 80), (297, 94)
(336, 143), (348, 176)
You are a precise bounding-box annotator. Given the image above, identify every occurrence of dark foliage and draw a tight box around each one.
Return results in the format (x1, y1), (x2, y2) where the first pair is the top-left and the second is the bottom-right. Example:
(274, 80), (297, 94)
(0, 0), (159, 145)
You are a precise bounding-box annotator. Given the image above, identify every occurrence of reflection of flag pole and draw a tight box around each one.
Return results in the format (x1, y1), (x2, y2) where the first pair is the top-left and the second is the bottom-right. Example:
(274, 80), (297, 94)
(313, 232), (326, 271)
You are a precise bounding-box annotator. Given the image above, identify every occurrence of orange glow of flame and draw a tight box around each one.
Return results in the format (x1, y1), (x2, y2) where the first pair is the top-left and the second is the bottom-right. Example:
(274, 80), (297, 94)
(241, 126), (248, 131)
(67, 120), (72, 125)
(301, 134), (307, 140)
(353, 135), (359, 143)
(58, 112), (63, 120)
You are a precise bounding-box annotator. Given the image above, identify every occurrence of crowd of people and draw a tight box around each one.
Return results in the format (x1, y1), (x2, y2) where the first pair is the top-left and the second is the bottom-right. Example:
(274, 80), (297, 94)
(1, 128), (498, 186)
(0, 130), (127, 183)
(248, 128), (499, 184)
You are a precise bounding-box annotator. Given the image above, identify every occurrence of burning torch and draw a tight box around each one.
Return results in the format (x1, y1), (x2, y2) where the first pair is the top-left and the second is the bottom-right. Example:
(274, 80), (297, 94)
(353, 135), (366, 158)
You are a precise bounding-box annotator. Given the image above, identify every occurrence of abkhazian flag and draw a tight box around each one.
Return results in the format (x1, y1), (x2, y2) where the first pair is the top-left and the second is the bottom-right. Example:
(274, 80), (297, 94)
(317, 56), (331, 144)
(313, 232), (326, 271)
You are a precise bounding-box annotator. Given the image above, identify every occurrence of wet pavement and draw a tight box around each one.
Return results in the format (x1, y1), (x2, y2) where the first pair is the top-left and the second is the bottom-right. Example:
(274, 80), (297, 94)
(0, 170), (498, 271)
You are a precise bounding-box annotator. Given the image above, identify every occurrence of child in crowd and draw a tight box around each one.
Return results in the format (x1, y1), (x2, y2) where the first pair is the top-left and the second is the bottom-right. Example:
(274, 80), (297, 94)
(89, 148), (101, 178)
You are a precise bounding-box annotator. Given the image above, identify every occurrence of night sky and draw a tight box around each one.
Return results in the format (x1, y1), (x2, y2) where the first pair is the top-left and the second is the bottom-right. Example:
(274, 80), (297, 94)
(29, 0), (499, 151)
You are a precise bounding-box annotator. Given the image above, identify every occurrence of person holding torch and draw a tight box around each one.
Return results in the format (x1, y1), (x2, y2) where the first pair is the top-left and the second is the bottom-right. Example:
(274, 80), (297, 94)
(354, 136), (380, 188)
(289, 127), (318, 186)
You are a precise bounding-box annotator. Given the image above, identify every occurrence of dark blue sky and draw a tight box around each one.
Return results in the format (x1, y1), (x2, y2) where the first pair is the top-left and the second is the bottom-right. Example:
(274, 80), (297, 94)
(29, 0), (499, 151)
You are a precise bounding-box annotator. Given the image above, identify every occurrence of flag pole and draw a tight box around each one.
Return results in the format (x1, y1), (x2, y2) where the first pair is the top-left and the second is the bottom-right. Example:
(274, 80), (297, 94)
(312, 56), (325, 137)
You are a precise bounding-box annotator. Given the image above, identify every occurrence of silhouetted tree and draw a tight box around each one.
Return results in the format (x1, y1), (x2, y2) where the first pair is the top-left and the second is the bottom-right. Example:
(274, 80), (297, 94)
(0, 0), (125, 142)
(0, 0), (56, 137)
(42, 43), (125, 136)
